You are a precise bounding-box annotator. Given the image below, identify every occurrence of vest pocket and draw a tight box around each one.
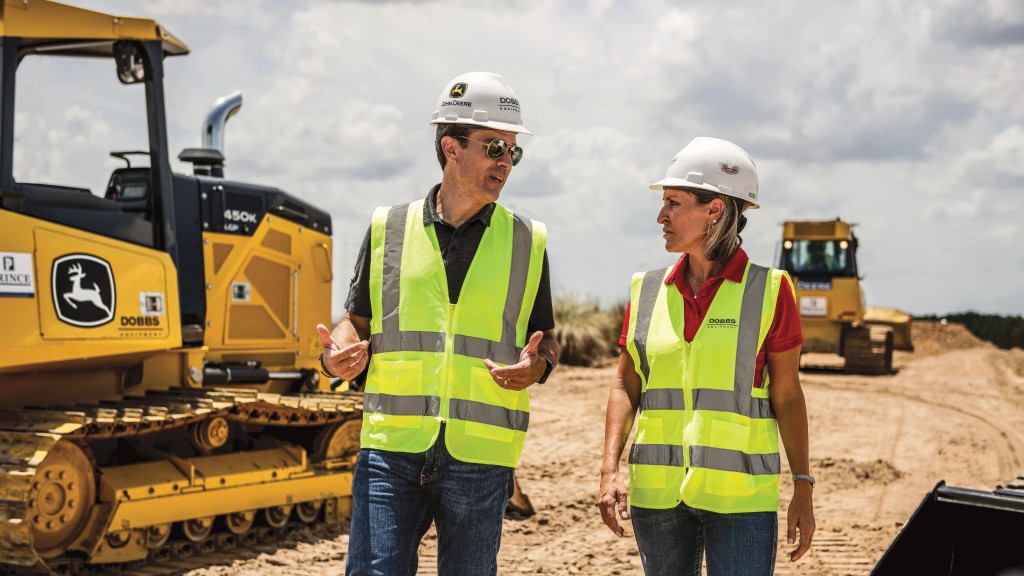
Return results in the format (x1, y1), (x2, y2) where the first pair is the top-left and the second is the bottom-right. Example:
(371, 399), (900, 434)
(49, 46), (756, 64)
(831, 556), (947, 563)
(629, 464), (666, 489)
(704, 469), (757, 496)
(705, 419), (757, 496)
(463, 367), (516, 443)
(372, 359), (424, 428)
(709, 419), (749, 452)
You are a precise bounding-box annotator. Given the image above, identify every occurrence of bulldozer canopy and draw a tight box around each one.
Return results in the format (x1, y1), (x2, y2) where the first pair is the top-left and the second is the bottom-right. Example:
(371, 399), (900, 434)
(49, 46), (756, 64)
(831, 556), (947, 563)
(0, 0), (188, 57)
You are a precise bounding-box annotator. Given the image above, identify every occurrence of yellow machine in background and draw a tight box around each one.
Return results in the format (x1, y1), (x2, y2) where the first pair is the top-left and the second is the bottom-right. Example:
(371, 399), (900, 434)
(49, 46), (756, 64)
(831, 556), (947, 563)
(0, 2), (362, 572)
(777, 219), (913, 374)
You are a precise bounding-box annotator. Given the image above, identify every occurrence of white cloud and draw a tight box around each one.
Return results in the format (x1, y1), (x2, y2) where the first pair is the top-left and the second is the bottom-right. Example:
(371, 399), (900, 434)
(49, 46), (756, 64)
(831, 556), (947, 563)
(14, 0), (1024, 317)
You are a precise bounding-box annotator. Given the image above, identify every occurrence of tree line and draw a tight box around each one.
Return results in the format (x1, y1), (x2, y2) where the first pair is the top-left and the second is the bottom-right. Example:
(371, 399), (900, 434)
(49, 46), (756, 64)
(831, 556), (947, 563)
(917, 312), (1024, 350)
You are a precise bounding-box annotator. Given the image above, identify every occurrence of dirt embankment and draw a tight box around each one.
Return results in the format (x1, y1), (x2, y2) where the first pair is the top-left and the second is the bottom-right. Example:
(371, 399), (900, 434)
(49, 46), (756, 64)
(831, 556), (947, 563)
(180, 321), (1024, 576)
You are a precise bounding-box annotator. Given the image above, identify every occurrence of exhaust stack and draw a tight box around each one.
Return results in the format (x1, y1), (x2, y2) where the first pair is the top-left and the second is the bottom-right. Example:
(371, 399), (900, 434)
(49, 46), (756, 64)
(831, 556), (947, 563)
(178, 91), (243, 177)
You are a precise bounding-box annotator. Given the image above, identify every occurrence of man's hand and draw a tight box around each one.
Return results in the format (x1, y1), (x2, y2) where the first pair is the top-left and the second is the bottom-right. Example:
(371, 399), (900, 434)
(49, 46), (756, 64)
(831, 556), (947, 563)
(483, 331), (545, 391)
(597, 470), (630, 537)
(316, 323), (369, 381)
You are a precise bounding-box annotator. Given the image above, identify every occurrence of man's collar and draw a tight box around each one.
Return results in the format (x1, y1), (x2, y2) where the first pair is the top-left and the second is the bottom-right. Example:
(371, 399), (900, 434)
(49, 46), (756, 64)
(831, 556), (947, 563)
(423, 184), (495, 227)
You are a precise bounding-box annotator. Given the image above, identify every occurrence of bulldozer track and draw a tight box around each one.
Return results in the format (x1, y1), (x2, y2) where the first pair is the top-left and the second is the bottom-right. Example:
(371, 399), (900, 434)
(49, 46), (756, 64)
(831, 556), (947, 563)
(2, 524), (303, 576)
(0, 387), (363, 573)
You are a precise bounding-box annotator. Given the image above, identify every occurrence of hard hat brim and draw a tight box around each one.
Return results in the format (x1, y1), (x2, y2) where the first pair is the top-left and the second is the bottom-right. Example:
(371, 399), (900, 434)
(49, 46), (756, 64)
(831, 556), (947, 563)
(429, 118), (532, 135)
(649, 178), (760, 209)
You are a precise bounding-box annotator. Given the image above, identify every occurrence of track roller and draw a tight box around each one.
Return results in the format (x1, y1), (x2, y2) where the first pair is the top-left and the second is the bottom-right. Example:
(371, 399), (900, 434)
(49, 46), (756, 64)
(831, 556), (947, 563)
(28, 440), (96, 559)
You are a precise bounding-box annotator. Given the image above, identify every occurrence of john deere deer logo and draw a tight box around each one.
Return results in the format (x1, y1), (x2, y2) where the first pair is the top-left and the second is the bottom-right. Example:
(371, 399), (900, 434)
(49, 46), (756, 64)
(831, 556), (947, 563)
(52, 254), (116, 327)
(449, 82), (468, 98)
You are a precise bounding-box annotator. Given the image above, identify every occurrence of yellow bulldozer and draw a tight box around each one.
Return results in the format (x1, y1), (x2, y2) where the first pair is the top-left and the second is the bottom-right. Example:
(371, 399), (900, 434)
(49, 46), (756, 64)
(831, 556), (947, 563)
(0, 2), (366, 572)
(0, 3), (536, 572)
(777, 218), (913, 374)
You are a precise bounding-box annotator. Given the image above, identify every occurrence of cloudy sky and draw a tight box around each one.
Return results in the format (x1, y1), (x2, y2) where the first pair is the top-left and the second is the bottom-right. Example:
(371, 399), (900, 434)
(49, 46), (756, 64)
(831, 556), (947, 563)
(18, 0), (1024, 318)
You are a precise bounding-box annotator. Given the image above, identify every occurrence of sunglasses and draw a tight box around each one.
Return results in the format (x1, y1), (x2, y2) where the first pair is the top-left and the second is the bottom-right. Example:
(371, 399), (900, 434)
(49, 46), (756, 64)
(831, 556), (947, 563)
(460, 137), (523, 166)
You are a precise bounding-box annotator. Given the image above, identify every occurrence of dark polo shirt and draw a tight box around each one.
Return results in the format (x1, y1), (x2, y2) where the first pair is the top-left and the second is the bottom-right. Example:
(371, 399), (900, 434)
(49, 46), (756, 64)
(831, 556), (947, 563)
(344, 185), (554, 332)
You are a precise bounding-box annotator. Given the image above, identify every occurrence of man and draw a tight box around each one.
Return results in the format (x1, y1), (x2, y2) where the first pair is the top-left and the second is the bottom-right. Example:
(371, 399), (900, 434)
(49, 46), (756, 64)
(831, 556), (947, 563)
(317, 71), (559, 576)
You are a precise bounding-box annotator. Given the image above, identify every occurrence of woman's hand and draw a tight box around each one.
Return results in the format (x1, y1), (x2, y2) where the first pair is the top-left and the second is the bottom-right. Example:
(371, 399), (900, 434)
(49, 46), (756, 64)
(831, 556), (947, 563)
(768, 346), (816, 561)
(786, 484), (815, 561)
(599, 352), (642, 537)
(597, 469), (631, 537)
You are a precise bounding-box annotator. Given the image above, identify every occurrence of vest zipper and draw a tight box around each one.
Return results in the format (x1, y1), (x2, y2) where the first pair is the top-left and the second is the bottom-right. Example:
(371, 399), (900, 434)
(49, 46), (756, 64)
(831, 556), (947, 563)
(440, 302), (457, 421)
(683, 339), (693, 469)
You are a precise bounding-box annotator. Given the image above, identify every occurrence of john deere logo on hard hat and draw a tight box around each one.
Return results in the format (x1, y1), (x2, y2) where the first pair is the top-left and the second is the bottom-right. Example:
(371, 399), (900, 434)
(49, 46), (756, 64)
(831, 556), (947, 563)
(449, 83), (468, 98)
(720, 163), (740, 175)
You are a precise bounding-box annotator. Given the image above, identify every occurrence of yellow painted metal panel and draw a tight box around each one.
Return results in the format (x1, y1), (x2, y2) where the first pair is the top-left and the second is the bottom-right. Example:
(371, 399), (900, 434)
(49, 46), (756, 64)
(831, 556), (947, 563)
(34, 227), (177, 340)
(106, 471), (352, 529)
(1, 211), (183, 372)
(242, 256), (291, 330)
(0, 0), (188, 55)
(782, 219), (854, 241)
(261, 229), (292, 256)
(202, 215), (333, 383)
(100, 448), (307, 503)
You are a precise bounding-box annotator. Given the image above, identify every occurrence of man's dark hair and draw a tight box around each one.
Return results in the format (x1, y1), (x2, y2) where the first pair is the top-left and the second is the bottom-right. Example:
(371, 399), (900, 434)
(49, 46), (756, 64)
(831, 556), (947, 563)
(435, 123), (475, 169)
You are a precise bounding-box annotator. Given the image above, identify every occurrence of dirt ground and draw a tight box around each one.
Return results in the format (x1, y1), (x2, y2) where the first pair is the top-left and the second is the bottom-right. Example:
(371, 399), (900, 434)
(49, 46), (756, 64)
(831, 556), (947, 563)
(182, 321), (1024, 576)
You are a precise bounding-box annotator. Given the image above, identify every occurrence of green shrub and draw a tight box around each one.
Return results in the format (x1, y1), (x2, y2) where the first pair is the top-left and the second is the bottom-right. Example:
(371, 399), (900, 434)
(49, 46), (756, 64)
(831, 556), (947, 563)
(553, 295), (626, 366)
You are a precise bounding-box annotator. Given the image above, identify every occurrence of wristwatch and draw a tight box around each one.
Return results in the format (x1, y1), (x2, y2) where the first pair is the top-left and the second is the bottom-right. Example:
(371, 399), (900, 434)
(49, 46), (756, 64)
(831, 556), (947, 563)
(536, 353), (555, 385)
(793, 473), (816, 487)
(319, 352), (337, 379)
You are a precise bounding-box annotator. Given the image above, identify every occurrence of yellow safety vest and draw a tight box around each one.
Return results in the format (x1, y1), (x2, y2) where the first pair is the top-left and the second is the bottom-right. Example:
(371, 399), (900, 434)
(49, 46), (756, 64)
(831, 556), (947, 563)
(363, 198), (546, 467)
(625, 262), (789, 512)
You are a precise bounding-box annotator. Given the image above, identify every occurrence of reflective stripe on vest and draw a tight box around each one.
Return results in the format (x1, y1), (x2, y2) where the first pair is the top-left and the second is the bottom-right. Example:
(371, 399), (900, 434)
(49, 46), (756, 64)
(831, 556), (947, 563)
(362, 198), (545, 466)
(364, 392), (441, 417)
(632, 269), (662, 383)
(629, 444), (779, 475)
(369, 202), (534, 366)
(363, 393), (529, 432)
(626, 262), (786, 512)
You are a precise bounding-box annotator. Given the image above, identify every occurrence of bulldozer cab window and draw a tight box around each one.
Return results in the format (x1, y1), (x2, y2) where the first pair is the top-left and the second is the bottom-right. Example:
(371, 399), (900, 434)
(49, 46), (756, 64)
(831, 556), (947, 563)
(14, 56), (150, 200)
(784, 240), (853, 277)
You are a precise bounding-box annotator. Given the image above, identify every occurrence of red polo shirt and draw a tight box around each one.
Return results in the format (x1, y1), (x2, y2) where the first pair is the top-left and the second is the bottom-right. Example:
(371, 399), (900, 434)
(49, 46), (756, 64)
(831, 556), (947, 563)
(619, 248), (802, 388)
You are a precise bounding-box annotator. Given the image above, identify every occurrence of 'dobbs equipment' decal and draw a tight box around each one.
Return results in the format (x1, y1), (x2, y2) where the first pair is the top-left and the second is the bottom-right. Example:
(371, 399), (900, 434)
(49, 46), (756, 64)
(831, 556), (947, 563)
(51, 254), (116, 327)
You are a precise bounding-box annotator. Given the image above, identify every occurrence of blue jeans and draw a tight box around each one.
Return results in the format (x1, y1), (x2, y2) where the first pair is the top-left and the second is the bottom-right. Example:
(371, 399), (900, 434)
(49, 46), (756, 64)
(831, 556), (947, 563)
(631, 501), (778, 576)
(345, 425), (514, 576)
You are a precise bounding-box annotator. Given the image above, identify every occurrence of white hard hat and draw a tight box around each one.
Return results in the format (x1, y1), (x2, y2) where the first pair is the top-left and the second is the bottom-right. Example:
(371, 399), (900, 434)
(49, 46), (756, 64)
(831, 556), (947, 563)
(429, 71), (531, 135)
(650, 137), (759, 208)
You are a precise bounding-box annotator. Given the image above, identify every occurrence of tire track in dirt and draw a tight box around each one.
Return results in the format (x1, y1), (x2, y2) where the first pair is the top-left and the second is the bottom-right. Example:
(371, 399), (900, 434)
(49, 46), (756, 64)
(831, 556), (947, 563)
(165, 326), (1021, 576)
(772, 531), (876, 576)
(873, 398), (905, 522)
(805, 376), (1024, 483)
(417, 549), (438, 575)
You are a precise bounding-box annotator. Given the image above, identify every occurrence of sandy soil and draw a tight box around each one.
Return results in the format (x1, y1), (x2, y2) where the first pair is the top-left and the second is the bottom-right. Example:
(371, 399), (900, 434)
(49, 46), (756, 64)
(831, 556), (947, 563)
(181, 321), (1024, 576)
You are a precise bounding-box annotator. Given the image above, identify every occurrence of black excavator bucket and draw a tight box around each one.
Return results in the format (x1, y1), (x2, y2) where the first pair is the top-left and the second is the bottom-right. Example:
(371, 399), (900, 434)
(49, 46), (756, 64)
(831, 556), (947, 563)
(871, 477), (1024, 575)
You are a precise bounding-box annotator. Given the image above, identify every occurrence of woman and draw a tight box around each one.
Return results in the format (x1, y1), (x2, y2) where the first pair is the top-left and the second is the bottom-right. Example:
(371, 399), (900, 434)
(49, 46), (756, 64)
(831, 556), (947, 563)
(598, 137), (815, 575)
